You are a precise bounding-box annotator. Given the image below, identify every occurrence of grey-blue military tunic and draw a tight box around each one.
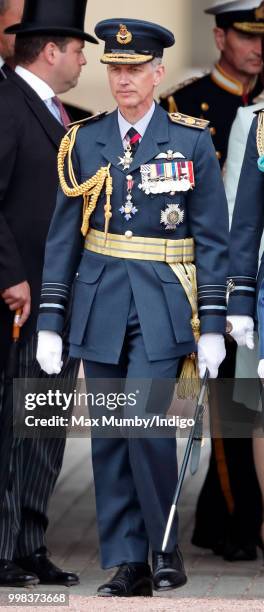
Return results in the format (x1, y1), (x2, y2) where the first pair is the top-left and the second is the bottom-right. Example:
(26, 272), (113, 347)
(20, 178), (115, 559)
(38, 103), (229, 567)
(38, 103), (228, 354)
(228, 111), (264, 357)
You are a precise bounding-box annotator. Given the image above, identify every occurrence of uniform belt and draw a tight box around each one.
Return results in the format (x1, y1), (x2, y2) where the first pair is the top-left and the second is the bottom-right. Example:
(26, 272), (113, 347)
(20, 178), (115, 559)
(85, 229), (195, 263)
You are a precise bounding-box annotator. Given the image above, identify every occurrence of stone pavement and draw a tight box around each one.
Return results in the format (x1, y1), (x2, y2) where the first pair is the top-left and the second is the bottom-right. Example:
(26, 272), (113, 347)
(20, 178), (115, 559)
(0, 437), (264, 611)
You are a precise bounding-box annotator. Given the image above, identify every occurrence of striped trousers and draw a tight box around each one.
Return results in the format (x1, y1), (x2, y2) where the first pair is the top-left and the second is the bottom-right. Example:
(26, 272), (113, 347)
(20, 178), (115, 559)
(0, 333), (79, 560)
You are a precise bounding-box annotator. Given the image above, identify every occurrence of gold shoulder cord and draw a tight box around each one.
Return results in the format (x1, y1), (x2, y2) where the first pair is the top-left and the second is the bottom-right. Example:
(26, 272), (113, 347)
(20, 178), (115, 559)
(58, 125), (113, 242)
(256, 111), (264, 157)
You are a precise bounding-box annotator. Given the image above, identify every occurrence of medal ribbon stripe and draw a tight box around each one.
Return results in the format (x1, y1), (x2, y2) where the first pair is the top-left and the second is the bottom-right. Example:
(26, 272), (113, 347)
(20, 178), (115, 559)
(188, 161), (194, 186)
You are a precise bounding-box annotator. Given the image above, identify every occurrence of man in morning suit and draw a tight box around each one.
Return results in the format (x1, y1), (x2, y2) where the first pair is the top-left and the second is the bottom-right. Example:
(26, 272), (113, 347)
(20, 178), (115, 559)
(37, 18), (229, 597)
(0, 0), (98, 588)
(0, 0), (93, 119)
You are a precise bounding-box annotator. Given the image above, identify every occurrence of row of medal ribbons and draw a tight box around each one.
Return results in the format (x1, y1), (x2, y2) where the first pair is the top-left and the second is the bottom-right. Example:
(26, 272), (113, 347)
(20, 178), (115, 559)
(139, 161), (195, 195)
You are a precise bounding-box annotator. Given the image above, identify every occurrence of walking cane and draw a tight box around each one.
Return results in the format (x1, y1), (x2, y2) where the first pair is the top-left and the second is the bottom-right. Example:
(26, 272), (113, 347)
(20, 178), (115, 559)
(0, 309), (22, 502)
(162, 368), (209, 552)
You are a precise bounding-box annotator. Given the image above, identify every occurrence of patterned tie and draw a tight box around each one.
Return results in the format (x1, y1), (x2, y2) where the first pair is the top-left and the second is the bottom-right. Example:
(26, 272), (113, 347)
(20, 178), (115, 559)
(52, 96), (71, 128)
(126, 127), (141, 154)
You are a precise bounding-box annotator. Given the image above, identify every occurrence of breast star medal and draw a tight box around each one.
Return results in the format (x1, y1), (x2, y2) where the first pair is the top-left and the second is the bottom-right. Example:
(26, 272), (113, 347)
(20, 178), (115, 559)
(160, 204), (184, 230)
(119, 175), (138, 221)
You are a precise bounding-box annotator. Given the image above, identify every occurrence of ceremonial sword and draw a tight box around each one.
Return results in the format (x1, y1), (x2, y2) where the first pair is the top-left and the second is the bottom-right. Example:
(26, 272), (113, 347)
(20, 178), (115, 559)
(162, 368), (209, 552)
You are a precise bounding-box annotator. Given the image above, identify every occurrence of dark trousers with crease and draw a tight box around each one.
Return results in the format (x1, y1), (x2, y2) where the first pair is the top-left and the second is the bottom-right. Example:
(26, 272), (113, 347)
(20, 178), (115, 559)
(0, 333), (79, 560)
(84, 296), (180, 569)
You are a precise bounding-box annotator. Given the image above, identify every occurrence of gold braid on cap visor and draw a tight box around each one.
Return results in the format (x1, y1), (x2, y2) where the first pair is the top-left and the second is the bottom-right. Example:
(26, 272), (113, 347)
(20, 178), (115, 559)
(233, 22), (264, 33)
(101, 52), (153, 64)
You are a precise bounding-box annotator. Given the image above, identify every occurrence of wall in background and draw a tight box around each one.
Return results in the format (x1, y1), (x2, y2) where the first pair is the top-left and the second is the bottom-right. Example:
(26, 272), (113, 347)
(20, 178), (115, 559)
(62, 0), (217, 113)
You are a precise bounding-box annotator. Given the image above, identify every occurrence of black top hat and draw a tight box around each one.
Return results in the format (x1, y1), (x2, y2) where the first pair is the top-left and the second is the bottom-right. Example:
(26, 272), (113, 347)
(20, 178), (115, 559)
(5, 0), (98, 45)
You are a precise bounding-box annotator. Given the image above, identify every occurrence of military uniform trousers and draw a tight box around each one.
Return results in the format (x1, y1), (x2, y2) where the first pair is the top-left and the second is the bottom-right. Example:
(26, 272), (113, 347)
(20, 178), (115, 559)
(0, 332), (79, 560)
(84, 295), (179, 569)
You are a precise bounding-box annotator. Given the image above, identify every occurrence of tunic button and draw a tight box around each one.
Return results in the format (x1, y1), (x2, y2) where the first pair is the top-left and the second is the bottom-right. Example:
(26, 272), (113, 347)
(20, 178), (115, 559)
(125, 230), (133, 239)
(201, 102), (209, 112)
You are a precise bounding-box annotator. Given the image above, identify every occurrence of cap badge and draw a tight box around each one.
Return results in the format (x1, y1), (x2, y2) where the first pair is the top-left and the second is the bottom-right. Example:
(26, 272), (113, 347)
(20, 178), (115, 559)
(255, 2), (264, 20)
(116, 24), (133, 45)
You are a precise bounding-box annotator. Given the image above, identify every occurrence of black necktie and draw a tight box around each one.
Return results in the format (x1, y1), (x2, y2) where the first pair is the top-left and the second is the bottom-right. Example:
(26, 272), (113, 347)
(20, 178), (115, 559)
(126, 127), (141, 154)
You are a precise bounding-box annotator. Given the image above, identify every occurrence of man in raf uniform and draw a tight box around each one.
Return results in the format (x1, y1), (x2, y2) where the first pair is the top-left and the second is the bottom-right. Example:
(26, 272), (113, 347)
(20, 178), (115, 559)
(227, 106), (264, 554)
(37, 18), (229, 597)
(160, 0), (264, 168)
(161, 0), (264, 561)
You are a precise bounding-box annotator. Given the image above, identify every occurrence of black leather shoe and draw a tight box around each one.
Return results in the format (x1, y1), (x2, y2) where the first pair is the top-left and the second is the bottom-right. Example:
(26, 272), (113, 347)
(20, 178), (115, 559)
(223, 542), (257, 562)
(0, 560), (39, 587)
(152, 547), (187, 591)
(14, 547), (79, 586)
(97, 563), (153, 597)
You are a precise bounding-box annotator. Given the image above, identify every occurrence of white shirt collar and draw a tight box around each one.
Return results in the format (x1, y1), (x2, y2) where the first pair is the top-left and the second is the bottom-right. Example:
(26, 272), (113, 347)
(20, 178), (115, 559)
(0, 56), (4, 69)
(15, 65), (55, 101)
(118, 101), (156, 142)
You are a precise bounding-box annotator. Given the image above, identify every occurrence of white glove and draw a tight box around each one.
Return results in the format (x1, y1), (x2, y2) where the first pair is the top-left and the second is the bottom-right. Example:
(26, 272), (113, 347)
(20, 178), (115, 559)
(258, 359), (264, 379)
(227, 315), (254, 349)
(198, 333), (226, 379)
(36, 331), (63, 375)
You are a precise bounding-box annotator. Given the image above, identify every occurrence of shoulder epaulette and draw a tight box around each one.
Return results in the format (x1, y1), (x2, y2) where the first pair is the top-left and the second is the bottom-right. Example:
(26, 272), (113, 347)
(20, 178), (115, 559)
(254, 107), (264, 116)
(159, 72), (209, 100)
(169, 112), (210, 130)
(67, 111), (108, 128)
(160, 77), (200, 100)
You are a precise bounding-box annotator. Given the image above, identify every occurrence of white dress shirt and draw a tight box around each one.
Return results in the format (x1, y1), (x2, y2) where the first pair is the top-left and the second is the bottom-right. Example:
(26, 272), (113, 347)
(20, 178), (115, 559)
(15, 65), (63, 124)
(0, 56), (4, 69)
(118, 101), (156, 147)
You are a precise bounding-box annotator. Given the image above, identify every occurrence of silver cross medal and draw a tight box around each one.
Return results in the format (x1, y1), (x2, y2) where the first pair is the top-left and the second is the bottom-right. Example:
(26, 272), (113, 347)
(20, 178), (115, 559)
(118, 144), (133, 170)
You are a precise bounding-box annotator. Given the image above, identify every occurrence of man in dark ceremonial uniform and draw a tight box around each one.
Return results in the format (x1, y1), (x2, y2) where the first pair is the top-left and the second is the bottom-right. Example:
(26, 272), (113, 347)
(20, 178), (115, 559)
(160, 0), (264, 168)
(160, 0), (264, 562)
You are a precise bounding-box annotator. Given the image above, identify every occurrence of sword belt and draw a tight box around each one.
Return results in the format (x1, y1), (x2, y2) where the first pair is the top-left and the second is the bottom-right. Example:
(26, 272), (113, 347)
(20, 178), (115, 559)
(85, 228), (195, 264)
